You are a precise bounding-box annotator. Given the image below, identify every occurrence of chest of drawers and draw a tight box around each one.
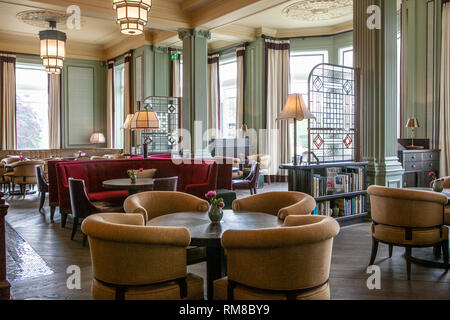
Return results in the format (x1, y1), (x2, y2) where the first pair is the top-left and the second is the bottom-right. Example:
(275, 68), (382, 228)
(398, 150), (440, 188)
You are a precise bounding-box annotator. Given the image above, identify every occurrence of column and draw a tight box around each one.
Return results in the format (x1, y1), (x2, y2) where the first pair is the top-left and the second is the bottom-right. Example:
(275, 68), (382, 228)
(354, 0), (404, 187)
(179, 29), (211, 157)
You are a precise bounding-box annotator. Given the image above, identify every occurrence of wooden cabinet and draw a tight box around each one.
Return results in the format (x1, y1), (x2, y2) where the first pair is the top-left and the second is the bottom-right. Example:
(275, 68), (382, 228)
(398, 150), (440, 188)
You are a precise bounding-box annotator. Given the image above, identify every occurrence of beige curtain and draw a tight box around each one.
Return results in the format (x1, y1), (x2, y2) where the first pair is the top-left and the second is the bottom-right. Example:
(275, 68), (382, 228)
(123, 53), (132, 154)
(1, 54), (16, 150)
(106, 60), (114, 149)
(208, 54), (220, 137)
(440, 2), (450, 176)
(171, 51), (181, 97)
(265, 38), (291, 178)
(48, 74), (61, 149)
(236, 47), (246, 136)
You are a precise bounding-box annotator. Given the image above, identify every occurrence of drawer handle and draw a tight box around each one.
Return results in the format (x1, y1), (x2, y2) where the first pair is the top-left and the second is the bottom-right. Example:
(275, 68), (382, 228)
(412, 165), (416, 168)
(411, 156), (416, 159)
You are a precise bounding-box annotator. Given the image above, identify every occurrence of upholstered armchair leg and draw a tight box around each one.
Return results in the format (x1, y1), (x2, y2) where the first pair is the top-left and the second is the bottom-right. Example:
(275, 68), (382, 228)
(39, 192), (45, 213)
(369, 238), (379, 266)
(433, 245), (442, 258)
(22, 184), (26, 198)
(71, 217), (79, 240)
(50, 205), (56, 222)
(389, 244), (393, 258)
(61, 213), (68, 228)
(405, 247), (412, 280)
(253, 187), (257, 194)
(249, 187), (253, 195)
(443, 240), (449, 269)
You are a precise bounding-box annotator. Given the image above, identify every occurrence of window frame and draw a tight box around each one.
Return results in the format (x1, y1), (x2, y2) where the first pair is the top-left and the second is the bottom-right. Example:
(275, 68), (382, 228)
(219, 56), (238, 139)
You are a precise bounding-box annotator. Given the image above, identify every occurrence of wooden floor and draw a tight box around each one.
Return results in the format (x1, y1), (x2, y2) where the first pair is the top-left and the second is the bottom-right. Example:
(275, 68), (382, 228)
(4, 185), (450, 300)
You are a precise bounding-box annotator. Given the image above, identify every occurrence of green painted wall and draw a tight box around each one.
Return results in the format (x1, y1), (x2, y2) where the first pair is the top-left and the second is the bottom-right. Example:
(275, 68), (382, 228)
(61, 58), (107, 149)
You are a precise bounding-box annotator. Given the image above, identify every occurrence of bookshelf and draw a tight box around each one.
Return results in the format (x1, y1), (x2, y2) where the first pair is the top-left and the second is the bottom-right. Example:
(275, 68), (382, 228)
(279, 162), (369, 226)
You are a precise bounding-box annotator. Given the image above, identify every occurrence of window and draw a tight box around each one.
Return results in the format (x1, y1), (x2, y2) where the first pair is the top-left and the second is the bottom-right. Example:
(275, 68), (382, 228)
(397, 31), (401, 138)
(16, 63), (49, 150)
(219, 57), (237, 139)
(180, 59), (183, 96)
(114, 63), (125, 149)
(290, 51), (329, 156)
(339, 46), (354, 68)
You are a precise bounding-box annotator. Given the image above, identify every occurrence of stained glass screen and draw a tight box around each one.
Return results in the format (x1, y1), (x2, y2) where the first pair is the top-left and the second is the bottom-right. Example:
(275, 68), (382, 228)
(308, 63), (359, 163)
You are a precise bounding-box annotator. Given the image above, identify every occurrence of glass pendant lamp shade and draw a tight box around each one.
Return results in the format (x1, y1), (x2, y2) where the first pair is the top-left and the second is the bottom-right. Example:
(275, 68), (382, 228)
(39, 27), (66, 74)
(130, 110), (160, 130)
(90, 133), (106, 144)
(113, 0), (152, 35)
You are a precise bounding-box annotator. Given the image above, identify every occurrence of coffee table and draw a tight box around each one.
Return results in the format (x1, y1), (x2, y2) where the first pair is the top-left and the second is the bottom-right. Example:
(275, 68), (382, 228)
(148, 210), (283, 299)
(103, 178), (154, 195)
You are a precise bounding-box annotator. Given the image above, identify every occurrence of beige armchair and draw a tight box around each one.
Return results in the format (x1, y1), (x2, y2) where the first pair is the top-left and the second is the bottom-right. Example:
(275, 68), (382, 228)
(368, 186), (449, 280)
(81, 213), (204, 300)
(124, 191), (209, 223)
(8, 160), (44, 197)
(124, 191), (209, 265)
(232, 192), (316, 220)
(214, 215), (339, 300)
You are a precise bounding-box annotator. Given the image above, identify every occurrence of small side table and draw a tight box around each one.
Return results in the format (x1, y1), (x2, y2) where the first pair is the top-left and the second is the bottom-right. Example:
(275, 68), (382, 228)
(103, 178), (154, 195)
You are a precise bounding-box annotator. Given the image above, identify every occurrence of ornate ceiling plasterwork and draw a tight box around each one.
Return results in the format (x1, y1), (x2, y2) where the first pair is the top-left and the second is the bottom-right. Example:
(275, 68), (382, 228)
(282, 0), (353, 22)
(17, 10), (84, 30)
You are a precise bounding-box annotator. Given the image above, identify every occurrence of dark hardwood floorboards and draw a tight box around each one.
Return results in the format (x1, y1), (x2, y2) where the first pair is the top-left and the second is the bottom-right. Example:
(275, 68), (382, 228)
(4, 185), (450, 300)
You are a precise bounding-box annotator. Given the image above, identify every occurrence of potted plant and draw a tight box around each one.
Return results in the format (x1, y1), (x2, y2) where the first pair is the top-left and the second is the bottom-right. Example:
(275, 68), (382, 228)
(429, 171), (445, 193)
(205, 190), (225, 223)
(128, 168), (143, 184)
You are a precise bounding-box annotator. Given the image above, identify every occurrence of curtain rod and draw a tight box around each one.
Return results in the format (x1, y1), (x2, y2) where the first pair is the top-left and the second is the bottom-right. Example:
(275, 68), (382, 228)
(209, 42), (248, 56)
(0, 51), (40, 58)
(261, 30), (353, 41)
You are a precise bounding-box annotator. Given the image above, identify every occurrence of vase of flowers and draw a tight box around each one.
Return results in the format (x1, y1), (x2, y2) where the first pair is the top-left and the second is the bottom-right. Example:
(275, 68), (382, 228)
(429, 172), (445, 192)
(128, 168), (143, 184)
(205, 190), (225, 223)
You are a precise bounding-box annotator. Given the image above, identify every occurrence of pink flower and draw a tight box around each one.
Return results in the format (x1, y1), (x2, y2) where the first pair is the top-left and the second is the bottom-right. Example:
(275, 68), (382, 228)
(205, 190), (217, 199)
(19, 156), (25, 161)
(219, 202), (225, 208)
(429, 171), (436, 178)
(139, 168), (144, 172)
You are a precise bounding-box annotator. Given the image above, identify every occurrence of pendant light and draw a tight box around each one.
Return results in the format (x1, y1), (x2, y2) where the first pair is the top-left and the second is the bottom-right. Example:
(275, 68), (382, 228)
(39, 21), (66, 74)
(113, 0), (152, 35)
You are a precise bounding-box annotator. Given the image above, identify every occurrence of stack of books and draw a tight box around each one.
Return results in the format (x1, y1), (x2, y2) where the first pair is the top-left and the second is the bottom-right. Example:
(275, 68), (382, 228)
(334, 196), (365, 216)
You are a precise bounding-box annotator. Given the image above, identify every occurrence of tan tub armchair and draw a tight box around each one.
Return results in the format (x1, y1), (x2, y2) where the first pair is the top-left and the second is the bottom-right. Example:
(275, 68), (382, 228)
(214, 215), (340, 300)
(124, 191), (209, 265)
(9, 160), (44, 197)
(124, 191), (209, 223)
(232, 192), (316, 220)
(368, 186), (449, 280)
(81, 213), (204, 300)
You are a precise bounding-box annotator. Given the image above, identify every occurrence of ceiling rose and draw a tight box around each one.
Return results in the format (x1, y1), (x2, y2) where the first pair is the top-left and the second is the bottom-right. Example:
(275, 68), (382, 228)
(16, 10), (80, 30)
(282, 0), (353, 22)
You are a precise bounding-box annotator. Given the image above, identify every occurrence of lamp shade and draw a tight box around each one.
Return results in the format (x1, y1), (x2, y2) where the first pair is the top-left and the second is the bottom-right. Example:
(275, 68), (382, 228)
(39, 28), (66, 74)
(90, 133), (106, 144)
(406, 117), (420, 129)
(113, 0), (152, 35)
(278, 94), (316, 121)
(122, 114), (134, 130)
(130, 110), (160, 130)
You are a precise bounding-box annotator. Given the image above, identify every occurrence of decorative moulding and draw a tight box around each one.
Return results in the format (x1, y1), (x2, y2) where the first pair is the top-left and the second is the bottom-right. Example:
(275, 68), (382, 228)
(178, 29), (211, 41)
(282, 0), (353, 22)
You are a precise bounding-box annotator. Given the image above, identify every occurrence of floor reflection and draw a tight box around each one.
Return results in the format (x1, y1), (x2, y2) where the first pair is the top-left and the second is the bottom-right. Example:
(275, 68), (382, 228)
(5, 222), (53, 281)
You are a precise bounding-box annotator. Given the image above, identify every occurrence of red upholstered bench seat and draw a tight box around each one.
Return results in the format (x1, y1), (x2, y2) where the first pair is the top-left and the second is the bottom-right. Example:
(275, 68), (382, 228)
(54, 158), (232, 215)
(88, 190), (129, 203)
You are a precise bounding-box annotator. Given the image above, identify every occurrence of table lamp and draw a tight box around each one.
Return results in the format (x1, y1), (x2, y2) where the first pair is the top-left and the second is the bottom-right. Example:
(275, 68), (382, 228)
(90, 132), (105, 144)
(405, 117), (423, 150)
(130, 107), (160, 158)
(277, 94), (316, 165)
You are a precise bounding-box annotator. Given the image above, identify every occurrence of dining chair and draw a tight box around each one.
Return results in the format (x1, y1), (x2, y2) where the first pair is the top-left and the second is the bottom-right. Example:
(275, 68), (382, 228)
(10, 160), (44, 198)
(153, 176), (178, 191)
(123, 191), (209, 265)
(368, 186), (449, 280)
(68, 178), (124, 245)
(232, 191), (316, 220)
(81, 213), (204, 300)
(213, 215), (340, 300)
(232, 162), (260, 195)
(35, 165), (49, 214)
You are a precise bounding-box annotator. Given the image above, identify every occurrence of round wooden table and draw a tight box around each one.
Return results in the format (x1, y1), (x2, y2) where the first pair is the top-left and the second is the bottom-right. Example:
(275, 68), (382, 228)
(102, 178), (154, 195)
(148, 210), (283, 299)
(406, 187), (450, 269)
